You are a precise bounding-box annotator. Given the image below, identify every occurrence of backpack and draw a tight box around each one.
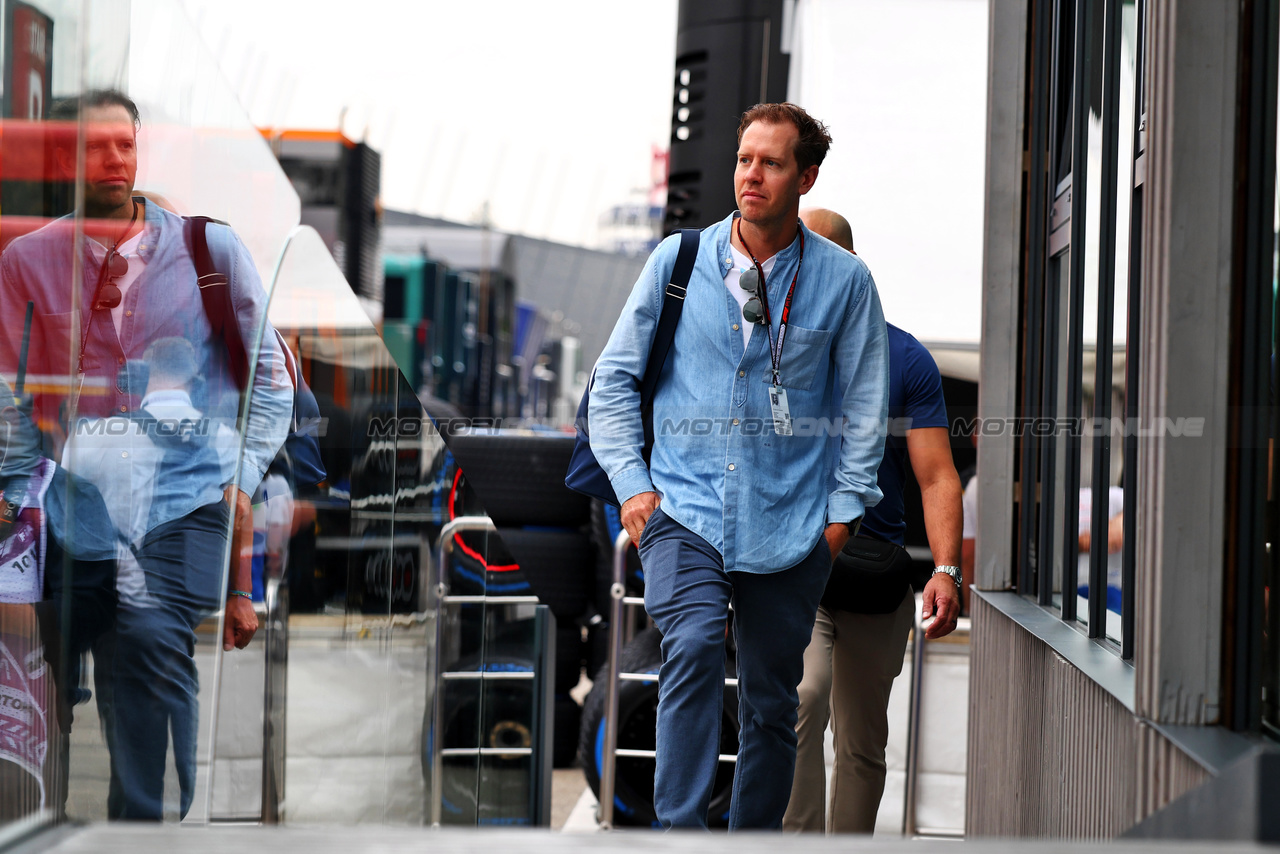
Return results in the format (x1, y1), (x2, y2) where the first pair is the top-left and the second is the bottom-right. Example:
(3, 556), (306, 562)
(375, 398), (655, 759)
(564, 229), (699, 506)
(184, 216), (327, 489)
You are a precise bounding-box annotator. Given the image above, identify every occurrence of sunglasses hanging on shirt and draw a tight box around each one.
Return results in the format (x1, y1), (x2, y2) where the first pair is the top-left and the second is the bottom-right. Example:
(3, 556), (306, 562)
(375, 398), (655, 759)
(93, 249), (129, 311)
(77, 198), (140, 379)
(735, 216), (805, 435)
(90, 198), (138, 312)
(739, 265), (766, 325)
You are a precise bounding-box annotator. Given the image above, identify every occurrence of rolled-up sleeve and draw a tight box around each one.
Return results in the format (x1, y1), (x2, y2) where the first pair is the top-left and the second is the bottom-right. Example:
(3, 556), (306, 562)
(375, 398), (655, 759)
(828, 261), (890, 525)
(587, 234), (679, 505)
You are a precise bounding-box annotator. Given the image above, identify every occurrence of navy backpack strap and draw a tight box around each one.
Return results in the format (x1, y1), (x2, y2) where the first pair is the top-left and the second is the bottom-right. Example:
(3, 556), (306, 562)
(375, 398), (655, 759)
(638, 228), (699, 404)
(565, 228), (700, 506)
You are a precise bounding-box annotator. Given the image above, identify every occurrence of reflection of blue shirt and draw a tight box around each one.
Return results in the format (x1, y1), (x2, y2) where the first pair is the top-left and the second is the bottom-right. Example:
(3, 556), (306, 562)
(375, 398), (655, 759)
(860, 325), (949, 546)
(0, 201), (292, 515)
(590, 213), (889, 574)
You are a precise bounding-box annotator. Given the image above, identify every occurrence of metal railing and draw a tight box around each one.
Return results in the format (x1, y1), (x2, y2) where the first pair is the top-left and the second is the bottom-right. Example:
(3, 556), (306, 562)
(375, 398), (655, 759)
(595, 531), (964, 834)
(903, 598), (971, 839)
(428, 515), (545, 828)
(595, 530), (739, 830)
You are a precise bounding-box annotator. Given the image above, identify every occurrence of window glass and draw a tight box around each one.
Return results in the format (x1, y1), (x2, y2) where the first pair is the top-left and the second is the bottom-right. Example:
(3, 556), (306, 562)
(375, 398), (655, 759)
(1023, 0), (1140, 655)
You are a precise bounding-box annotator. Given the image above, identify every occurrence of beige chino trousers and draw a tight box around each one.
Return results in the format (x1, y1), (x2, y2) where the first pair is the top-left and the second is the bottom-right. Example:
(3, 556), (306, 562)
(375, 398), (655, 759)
(782, 590), (915, 833)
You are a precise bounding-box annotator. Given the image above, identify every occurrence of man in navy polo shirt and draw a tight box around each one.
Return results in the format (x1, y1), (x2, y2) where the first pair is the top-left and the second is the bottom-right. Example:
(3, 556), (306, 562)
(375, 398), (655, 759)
(783, 208), (963, 833)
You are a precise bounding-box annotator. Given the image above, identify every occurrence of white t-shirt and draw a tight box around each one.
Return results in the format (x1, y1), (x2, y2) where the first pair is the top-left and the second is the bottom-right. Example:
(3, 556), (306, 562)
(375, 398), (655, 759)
(109, 229), (146, 334)
(724, 245), (778, 351)
(88, 229), (147, 336)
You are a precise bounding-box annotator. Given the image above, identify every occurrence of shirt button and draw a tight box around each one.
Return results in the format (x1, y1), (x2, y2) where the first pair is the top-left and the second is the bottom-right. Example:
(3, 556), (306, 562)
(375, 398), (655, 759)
(120, 405), (127, 412)
(121, 451), (128, 459)
(732, 324), (740, 331)
(728, 463), (735, 471)
(739, 370), (745, 377)
(125, 310), (133, 317)
(732, 418), (740, 426)
(117, 357), (125, 365)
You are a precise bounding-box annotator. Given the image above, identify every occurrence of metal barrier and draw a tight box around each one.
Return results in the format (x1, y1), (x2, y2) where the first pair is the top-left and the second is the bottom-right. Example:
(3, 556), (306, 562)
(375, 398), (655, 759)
(902, 599), (926, 836)
(902, 598), (971, 838)
(204, 568), (289, 824)
(594, 532), (963, 834)
(260, 575), (288, 823)
(428, 515), (545, 828)
(596, 529), (738, 830)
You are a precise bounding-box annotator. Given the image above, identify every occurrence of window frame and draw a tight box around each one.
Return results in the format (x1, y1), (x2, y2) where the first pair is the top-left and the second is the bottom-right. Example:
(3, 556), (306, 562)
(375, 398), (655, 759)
(1017, 0), (1140, 659)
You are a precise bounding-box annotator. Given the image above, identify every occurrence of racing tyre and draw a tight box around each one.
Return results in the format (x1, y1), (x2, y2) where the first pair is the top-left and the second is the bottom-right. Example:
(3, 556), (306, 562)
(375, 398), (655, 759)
(578, 628), (738, 827)
(491, 528), (593, 621)
(446, 433), (590, 527)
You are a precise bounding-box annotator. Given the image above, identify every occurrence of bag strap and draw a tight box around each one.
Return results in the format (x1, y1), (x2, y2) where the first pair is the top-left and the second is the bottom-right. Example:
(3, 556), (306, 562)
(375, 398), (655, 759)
(638, 228), (699, 405)
(187, 216), (249, 390)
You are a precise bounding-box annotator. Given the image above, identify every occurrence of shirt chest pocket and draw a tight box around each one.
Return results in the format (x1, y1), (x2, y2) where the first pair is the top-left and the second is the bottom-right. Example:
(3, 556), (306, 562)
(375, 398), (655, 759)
(767, 324), (832, 391)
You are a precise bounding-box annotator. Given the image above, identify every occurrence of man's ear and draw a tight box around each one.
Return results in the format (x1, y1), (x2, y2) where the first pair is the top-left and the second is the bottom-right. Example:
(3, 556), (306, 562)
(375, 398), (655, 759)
(798, 164), (819, 196)
(53, 143), (75, 182)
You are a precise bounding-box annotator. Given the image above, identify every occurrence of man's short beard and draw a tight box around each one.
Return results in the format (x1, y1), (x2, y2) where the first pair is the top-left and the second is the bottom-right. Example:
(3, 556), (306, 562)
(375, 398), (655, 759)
(84, 190), (133, 219)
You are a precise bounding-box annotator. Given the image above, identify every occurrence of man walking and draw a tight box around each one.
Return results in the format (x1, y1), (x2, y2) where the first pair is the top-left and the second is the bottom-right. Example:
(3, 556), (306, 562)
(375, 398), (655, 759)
(0, 89), (291, 820)
(782, 208), (962, 833)
(590, 104), (889, 829)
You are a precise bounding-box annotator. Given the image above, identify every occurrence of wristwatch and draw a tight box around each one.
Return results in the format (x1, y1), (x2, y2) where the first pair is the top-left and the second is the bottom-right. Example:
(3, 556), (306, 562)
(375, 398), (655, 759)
(844, 517), (862, 538)
(934, 565), (962, 590)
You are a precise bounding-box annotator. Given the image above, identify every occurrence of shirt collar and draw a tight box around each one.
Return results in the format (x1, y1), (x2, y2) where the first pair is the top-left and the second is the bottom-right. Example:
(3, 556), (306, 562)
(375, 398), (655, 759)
(77, 197), (168, 264)
(131, 197), (171, 262)
(714, 211), (805, 275)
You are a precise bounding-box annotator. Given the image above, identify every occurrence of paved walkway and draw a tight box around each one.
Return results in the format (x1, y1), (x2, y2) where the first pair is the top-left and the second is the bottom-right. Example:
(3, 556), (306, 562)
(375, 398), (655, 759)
(18, 824), (1276, 854)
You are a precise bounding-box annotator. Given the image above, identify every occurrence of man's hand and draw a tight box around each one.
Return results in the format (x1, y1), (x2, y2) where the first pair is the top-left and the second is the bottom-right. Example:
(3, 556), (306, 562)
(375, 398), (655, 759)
(620, 491), (661, 546)
(223, 484), (259, 651)
(921, 573), (961, 639)
(224, 594), (258, 651)
(823, 523), (850, 563)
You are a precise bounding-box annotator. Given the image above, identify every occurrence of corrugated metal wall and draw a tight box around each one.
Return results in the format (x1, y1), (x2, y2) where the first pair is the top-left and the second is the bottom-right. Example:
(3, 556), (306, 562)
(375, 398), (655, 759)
(966, 596), (1208, 837)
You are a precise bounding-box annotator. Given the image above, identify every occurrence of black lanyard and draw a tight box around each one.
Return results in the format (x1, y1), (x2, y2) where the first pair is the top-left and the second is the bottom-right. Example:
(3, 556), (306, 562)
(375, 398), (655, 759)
(737, 217), (805, 386)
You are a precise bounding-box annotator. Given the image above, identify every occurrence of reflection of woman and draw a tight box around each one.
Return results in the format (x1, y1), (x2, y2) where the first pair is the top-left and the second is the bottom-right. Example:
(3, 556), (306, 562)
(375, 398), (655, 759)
(0, 380), (116, 821)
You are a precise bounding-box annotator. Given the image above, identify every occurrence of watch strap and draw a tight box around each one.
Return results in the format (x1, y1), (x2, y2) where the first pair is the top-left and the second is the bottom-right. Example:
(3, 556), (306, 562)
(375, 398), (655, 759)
(934, 565), (962, 589)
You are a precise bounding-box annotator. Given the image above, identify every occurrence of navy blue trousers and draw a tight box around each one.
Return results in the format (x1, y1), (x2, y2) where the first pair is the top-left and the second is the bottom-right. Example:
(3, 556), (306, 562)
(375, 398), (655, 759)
(639, 507), (830, 829)
(93, 501), (227, 820)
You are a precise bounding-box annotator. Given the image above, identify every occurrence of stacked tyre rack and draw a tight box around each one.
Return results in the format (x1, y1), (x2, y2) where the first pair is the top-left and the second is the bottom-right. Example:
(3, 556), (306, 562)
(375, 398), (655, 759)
(444, 432), (601, 769)
(438, 429), (952, 829)
(428, 515), (554, 826)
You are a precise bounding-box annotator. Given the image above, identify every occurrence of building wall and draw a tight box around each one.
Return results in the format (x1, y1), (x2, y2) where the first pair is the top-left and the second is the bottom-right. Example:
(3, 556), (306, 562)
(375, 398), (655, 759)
(967, 0), (1251, 837)
(967, 596), (1208, 837)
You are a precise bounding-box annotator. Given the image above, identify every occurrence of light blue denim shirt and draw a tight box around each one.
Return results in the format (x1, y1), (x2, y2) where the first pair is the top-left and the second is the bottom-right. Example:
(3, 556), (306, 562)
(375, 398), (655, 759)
(589, 212), (889, 574)
(0, 201), (293, 533)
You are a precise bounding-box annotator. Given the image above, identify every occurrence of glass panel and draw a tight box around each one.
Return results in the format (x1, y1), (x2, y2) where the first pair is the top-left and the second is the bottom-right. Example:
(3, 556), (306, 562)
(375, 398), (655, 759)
(0, 0), (564, 831)
(1102, 0), (1140, 644)
(0, 0), (303, 828)
(1052, 0), (1077, 187)
(1045, 249), (1071, 611)
(1074, 0), (1105, 627)
(1265, 8), (1280, 738)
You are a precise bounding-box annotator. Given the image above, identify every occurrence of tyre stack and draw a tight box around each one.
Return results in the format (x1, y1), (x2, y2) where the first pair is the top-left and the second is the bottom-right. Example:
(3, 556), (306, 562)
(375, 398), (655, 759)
(577, 628), (739, 827)
(446, 432), (594, 768)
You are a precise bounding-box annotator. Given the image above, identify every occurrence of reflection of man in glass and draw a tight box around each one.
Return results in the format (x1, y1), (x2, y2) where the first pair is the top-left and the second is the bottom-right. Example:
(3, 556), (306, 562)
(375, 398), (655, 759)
(0, 376), (116, 820)
(0, 89), (292, 820)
